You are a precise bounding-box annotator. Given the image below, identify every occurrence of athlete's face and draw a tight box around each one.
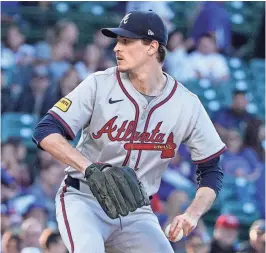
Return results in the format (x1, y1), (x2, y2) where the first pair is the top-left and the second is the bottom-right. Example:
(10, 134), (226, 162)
(114, 36), (150, 72)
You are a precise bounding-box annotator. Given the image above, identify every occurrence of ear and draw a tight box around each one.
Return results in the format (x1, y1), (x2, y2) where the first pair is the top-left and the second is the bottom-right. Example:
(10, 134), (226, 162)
(148, 40), (159, 56)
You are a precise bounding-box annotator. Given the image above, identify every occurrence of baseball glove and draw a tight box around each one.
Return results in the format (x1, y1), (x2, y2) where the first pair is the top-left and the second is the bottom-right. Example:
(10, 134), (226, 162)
(84, 163), (150, 219)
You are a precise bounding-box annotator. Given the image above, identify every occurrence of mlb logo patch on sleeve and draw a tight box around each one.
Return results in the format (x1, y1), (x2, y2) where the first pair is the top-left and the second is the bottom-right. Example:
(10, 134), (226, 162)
(54, 98), (72, 112)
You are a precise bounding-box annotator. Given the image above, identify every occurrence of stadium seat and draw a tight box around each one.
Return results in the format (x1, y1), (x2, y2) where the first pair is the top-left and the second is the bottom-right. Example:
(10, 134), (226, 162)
(250, 59), (265, 82)
(1, 113), (39, 149)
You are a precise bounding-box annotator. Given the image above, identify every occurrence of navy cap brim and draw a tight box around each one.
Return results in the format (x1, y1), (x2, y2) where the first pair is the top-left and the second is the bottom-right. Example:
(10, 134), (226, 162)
(101, 27), (143, 40)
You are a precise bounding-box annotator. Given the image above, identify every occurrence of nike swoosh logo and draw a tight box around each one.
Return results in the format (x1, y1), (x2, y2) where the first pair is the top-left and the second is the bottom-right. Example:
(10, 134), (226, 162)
(109, 98), (124, 104)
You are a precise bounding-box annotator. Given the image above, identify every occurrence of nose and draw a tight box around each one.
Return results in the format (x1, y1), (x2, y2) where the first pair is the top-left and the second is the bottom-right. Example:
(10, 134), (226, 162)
(113, 41), (120, 53)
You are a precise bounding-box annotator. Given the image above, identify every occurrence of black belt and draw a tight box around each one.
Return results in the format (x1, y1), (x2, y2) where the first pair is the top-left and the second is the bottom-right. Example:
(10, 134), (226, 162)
(65, 175), (153, 200)
(65, 175), (80, 190)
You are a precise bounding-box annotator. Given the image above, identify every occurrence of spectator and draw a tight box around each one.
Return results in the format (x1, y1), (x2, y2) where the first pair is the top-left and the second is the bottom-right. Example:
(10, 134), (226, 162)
(75, 44), (101, 80)
(34, 150), (60, 172)
(2, 230), (22, 253)
(222, 128), (261, 182)
(1, 68), (14, 113)
(20, 217), (42, 253)
(237, 219), (265, 253)
(210, 214), (239, 253)
(34, 26), (58, 65)
(39, 229), (67, 253)
(1, 139), (31, 191)
(186, 33), (230, 82)
(10, 163), (32, 191)
(25, 162), (65, 222)
(92, 30), (116, 69)
(185, 228), (211, 253)
(157, 151), (194, 230)
(8, 63), (34, 96)
(34, 20), (76, 63)
(1, 142), (21, 203)
(165, 30), (189, 82)
(93, 29), (113, 52)
(53, 19), (79, 47)
(98, 55), (116, 71)
(14, 64), (51, 116)
(35, 39), (52, 65)
(1, 44), (16, 70)
(244, 119), (265, 162)
(1, 204), (11, 236)
(1, 173), (17, 203)
(212, 90), (256, 142)
(187, 2), (231, 54)
(1, 139), (21, 175)
(48, 41), (73, 83)
(41, 66), (80, 116)
(2, 26), (35, 91)
(22, 203), (49, 230)
(2, 137), (27, 164)
(4, 25), (35, 65)
(55, 66), (80, 97)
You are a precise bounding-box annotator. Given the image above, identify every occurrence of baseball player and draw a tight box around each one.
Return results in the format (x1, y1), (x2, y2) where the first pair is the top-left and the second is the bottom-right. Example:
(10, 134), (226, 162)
(33, 10), (226, 253)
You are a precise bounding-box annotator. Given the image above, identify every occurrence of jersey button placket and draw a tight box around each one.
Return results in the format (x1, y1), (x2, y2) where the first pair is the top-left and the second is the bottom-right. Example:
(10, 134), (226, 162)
(142, 104), (148, 119)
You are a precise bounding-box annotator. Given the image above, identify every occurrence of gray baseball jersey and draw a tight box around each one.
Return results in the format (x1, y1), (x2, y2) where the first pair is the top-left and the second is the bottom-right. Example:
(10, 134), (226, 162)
(49, 66), (226, 197)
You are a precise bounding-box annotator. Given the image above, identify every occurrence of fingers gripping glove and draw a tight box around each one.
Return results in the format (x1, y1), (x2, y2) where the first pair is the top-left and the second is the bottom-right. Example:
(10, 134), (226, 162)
(84, 163), (151, 219)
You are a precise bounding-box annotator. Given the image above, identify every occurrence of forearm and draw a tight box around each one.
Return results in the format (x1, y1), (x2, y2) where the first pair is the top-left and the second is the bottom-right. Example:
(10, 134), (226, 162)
(40, 133), (92, 174)
(185, 187), (216, 219)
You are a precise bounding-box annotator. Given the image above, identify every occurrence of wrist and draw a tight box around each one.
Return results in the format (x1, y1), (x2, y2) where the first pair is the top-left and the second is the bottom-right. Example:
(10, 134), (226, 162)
(81, 161), (92, 175)
(84, 163), (112, 178)
(185, 209), (202, 220)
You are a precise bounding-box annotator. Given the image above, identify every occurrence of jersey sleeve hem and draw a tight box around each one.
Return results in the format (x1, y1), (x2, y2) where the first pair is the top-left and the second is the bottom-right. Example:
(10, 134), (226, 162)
(48, 110), (75, 140)
(193, 146), (227, 164)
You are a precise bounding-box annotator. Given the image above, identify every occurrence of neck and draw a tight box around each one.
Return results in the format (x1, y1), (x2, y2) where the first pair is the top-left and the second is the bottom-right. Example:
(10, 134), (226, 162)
(127, 62), (166, 96)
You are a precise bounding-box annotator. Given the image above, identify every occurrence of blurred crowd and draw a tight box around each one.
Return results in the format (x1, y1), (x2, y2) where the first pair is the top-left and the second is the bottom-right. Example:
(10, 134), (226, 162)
(1, 1), (265, 253)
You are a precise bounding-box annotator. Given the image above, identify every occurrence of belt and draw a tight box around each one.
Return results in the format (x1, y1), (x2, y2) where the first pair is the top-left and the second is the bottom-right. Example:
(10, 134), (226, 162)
(65, 175), (153, 200)
(65, 175), (80, 190)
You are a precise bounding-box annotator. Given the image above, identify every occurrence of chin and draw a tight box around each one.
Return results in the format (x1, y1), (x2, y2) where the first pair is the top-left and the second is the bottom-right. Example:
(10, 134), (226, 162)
(117, 64), (130, 73)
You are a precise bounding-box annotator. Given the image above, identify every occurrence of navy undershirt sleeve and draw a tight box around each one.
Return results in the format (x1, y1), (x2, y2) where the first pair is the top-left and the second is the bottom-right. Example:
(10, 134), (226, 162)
(32, 113), (74, 150)
(196, 156), (223, 196)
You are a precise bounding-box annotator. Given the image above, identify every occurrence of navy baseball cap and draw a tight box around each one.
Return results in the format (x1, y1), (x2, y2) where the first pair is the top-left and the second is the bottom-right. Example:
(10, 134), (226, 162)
(101, 10), (168, 46)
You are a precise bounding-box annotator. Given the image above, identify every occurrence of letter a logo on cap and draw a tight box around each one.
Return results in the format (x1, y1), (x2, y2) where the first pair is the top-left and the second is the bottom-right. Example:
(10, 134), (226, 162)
(121, 13), (132, 24)
(148, 29), (154, 36)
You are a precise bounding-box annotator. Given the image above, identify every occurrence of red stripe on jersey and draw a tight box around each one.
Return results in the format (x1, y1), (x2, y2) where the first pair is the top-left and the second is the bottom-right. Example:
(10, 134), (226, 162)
(193, 146), (227, 164)
(134, 80), (178, 169)
(116, 68), (140, 166)
(48, 110), (75, 140)
(60, 185), (75, 253)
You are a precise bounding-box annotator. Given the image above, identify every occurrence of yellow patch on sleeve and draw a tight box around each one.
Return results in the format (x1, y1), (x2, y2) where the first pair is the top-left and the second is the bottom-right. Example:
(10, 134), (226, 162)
(54, 98), (72, 112)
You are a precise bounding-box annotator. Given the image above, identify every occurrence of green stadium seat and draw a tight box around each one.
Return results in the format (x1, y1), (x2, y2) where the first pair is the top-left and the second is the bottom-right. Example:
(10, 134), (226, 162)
(250, 59), (265, 82)
(250, 59), (265, 70)
(225, 1), (264, 38)
(1, 113), (39, 149)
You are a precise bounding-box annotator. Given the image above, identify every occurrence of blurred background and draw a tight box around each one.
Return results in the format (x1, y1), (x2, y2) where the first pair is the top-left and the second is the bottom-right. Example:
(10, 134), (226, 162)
(1, 1), (265, 253)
